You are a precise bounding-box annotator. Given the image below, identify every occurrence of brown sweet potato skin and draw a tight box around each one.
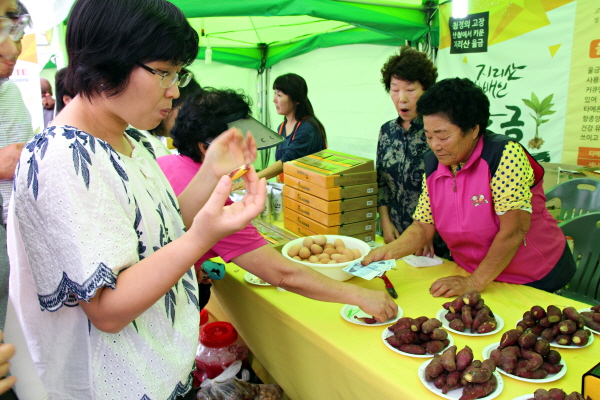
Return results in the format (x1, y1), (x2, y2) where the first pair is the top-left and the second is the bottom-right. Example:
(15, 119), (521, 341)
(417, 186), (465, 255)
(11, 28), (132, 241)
(445, 370), (461, 387)
(422, 318), (443, 334)
(546, 305), (562, 323)
(456, 346), (474, 371)
(411, 316), (429, 332)
(558, 319), (576, 334)
(464, 359), (495, 383)
(545, 349), (561, 365)
(518, 331), (538, 349)
(533, 339), (550, 357)
(462, 290), (481, 306)
(522, 349), (543, 371)
(445, 312), (461, 322)
(540, 361), (564, 374)
(499, 347), (519, 374)
(426, 340), (447, 354)
(555, 334), (572, 346)
(489, 348), (501, 367)
(533, 388), (550, 400)
(431, 328), (448, 341)
(449, 297), (466, 314)
(547, 388), (567, 400)
(398, 344), (426, 354)
(440, 345), (457, 372)
(564, 392), (584, 400)
(581, 314), (600, 332)
(433, 372), (447, 389)
(395, 328), (418, 344)
(477, 318), (497, 334)
(459, 374), (497, 400)
(563, 306), (581, 322)
(425, 355), (444, 380)
(499, 329), (520, 349)
(442, 381), (464, 395)
(531, 305), (546, 320)
(449, 319), (466, 332)
(471, 306), (490, 333)
(540, 328), (555, 343)
(571, 329), (589, 346)
(461, 305), (473, 330)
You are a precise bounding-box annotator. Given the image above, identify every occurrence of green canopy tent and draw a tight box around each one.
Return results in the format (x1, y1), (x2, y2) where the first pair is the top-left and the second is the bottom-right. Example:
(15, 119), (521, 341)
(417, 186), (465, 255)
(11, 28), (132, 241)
(172, 0), (439, 71)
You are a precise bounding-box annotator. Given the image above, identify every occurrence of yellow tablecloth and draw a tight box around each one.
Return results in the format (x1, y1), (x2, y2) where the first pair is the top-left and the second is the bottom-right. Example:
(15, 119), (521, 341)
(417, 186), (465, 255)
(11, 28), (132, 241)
(208, 258), (598, 400)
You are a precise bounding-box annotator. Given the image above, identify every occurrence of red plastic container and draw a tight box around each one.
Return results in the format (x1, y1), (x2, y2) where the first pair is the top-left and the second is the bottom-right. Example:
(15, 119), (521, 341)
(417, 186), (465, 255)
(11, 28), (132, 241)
(194, 322), (248, 385)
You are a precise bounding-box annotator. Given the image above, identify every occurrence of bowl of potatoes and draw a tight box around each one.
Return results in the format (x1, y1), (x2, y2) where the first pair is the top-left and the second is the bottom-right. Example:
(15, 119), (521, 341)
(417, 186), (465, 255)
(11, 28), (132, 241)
(281, 234), (372, 281)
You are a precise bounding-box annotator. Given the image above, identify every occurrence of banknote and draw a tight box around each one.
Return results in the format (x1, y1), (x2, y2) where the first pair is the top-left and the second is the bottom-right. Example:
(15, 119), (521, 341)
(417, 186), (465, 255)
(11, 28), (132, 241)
(342, 259), (395, 280)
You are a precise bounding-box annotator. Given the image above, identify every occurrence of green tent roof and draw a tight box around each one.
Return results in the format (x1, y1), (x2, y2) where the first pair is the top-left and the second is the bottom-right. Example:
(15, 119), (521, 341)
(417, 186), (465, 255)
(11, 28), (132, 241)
(171, 0), (439, 70)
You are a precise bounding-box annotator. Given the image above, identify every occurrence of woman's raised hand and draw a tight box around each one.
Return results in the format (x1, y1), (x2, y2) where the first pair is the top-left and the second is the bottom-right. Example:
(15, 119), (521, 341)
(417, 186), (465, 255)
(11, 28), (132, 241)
(190, 165), (266, 242)
(203, 128), (257, 180)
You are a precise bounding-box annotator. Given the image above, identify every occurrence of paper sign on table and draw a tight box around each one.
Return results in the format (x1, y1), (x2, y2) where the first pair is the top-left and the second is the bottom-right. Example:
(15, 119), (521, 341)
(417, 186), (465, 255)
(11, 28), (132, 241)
(342, 259), (394, 280)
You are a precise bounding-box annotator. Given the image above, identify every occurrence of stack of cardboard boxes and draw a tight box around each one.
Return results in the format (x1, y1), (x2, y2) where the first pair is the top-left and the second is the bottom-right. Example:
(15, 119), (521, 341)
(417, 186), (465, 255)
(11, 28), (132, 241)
(282, 149), (378, 242)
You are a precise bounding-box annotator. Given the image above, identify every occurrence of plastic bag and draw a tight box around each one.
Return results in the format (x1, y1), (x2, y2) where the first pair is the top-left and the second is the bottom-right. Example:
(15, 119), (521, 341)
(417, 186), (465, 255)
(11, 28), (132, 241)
(196, 361), (283, 400)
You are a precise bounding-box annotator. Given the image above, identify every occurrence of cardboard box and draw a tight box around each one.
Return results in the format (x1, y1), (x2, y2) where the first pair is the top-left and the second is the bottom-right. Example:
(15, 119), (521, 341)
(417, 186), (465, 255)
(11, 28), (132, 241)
(283, 197), (376, 226)
(284, 174), (377, 201)
(284, 218), (317, 237)
(283, 149), (375, 188)
(283, 186), (377, 214)
(351, 230), (376, 243)
(284, 208), (375, 236)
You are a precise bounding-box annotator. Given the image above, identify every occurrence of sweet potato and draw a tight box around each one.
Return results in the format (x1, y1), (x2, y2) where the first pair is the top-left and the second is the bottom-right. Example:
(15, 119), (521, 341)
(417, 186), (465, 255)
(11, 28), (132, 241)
(515, 366), (548, 379)
(498, 348), (518, 374)
(398, 344), (426, 354)
(440, 345), (457, 372)
(533, 339), (550, 357)
(571, 329), (589, 346)
(426, 340), (447, 354)
(593, 313), (600, 322)
(449, 319), (466, 332)
(388, 319), (412, 333)
(425, 355), (444, 381)
(441, 381), (464, 394)
(434, 372), (447, 389)
(462, 290), (481, 306)
(431, 328), (448, 341)
(518, 331), (538, 349)
(523, 311), (537, 326)
(471, 306), (490, 333)
(477, 318), (497, 334)
(516, 320), (530, 332)
(522, 349), (544, 371)
(545, 349), (561, 365)
(445, 370), (461, 387)
(410, 316), (429, 332)
(547, 305), (562, 323)
(418, 332), (432, 343)
(541, 328), (555, 343)
(459, 375), (497, 400)
(530, 324), (545, 336)
(551, 323), (562, 337)
(564, 392), (584, 400)
(395, 328), (418, 344)
(499, 329), (520, 349)
(558, 319), (576, 334)
(531, 305), (546, 320)
(533, 388), (550, 400)
(592, 304), (600, 312)
(456, 346), (474, 371)
(445, 312), (461, 322)
(422, 318), (443, 334)
(464, 359), (495, 383)
(449, 297), (466, 314)
(548, 389), (567, 400)
(562, 306), (581, 322)
(539, 316), (552, 328)
(555, 334), (572, 346)
(489, 348), (501, 367)
(473, 298), (485, 311)
(581, 314), (600, 332)
(461, 305), (473, 329)
(540, 361), (564, 375)
(442, 301), (452, 310)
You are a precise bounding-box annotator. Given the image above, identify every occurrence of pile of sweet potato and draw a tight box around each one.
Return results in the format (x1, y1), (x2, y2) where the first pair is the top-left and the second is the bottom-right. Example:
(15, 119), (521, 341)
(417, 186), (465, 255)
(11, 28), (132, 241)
(518, 305), (592, 346)
(424, 345), (498, 400)
(386, 316), (450, 355)
(580, 304), (600, 333)
(525, 388), (585, 400)
(490, 328), (563, 379)
(442, 290), (497, 334)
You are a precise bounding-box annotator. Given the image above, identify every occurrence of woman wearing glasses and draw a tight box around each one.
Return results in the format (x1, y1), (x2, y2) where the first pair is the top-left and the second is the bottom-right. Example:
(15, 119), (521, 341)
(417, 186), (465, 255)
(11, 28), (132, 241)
(7, 0), (267, 399)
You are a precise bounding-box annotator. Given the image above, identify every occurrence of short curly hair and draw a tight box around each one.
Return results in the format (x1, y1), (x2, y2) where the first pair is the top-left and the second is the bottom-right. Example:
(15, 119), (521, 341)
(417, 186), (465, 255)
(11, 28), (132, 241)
(170, 87), (253, 162)
(380, 45), (438, 92)
(416, 78), (490, 136)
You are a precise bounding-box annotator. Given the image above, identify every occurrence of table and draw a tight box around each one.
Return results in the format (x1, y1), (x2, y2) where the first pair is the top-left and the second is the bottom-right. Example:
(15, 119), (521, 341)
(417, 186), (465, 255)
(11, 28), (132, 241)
(208, 257), (598, 400)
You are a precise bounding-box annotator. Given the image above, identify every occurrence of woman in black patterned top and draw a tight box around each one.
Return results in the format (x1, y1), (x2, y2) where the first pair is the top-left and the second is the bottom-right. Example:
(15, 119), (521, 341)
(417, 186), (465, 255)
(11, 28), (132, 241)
(377, 46), (448, 258)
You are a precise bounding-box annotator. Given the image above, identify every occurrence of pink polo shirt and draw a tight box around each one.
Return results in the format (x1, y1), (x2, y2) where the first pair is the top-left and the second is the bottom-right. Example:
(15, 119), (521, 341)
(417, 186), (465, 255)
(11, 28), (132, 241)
(157, 154), (267, 272)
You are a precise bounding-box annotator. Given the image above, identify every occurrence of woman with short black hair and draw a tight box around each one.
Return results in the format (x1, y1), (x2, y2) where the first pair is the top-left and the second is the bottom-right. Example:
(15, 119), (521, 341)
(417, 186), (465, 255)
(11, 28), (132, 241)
(7, 0), (266, 398)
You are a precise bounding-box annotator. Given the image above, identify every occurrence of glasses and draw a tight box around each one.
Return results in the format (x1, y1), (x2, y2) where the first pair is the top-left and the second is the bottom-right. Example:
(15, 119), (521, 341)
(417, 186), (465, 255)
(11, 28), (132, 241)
(135, 62), (193, 89)
(0, 14), (30, 44)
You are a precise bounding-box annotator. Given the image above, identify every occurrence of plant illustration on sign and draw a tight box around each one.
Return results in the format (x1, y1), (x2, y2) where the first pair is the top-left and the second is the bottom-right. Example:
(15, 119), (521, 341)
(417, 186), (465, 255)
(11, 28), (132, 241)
(522, 93), (555, 149)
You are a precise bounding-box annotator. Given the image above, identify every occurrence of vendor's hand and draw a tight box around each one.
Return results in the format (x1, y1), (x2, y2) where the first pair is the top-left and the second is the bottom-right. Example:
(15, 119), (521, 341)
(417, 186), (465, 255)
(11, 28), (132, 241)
(381, 220), (400, 244)
(361, 243), (400, 265)
(357, 290), (398, 322)
(429, 275), (479, 298)
(190, 166), (266, 242)
(0, 143), (25, 179)
(0, 331), (16, 395)
(202, 128), (257, 181)
(414, 240), (435, 258)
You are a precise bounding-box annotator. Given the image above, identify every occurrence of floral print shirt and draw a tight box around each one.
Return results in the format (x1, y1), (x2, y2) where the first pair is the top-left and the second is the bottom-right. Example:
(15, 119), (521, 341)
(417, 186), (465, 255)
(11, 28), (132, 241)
(8, 126), (198, 400)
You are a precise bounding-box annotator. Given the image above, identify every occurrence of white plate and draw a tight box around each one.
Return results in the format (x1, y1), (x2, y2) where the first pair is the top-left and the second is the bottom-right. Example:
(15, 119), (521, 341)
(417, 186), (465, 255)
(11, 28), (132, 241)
(514, 319), (595, 348)
(340, 304), (403, 326)
(578, 308), (600, 335)
(512, 395), (534, 400)
(481, 343), (567, 383)
(417, 358), (504, 400)
(244, 272), (271, 286)
(436, 308), (504, 336)
(382, 329), (454, 358)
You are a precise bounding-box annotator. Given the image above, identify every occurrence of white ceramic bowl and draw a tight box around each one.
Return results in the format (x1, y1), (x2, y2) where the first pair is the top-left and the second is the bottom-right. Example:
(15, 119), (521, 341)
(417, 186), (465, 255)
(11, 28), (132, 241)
(281, 234), (371, 281)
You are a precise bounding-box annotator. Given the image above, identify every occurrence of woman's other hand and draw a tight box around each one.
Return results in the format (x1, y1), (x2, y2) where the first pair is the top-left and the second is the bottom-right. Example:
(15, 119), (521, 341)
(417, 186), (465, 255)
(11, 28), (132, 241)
(381, 219), (400, 244)
(190, 166), (266, 242)
(414, 240), (435, 258)
(361, 244), (398, 265)
(203, 128), (257, 180)
(0, 331), (16, 395)
(357, 290), (398, 322)
(429, 275), (479, 298)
